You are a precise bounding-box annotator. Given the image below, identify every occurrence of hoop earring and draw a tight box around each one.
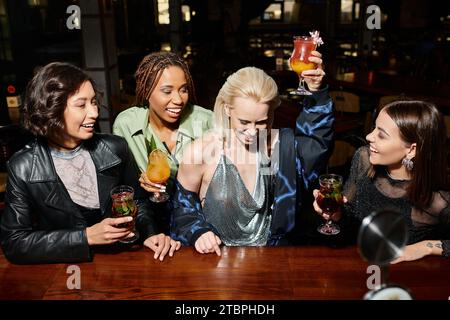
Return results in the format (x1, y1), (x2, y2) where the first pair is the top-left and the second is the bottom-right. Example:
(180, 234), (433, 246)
(402, 157), (414, 171)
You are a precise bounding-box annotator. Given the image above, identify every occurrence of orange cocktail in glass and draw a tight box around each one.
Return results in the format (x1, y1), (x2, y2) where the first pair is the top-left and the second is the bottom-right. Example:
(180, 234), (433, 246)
(289, 36), (317, 95)
(146, 149), (171, 202)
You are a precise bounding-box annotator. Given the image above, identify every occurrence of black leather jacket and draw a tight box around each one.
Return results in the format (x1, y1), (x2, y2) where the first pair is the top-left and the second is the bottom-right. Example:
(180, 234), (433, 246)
(0, 133), (157, 264)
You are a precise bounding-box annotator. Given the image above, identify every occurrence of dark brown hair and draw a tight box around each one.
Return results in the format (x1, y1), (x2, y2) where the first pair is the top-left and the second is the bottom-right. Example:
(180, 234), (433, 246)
(22, 62), (97, 138)
(376, 100), (448, 208)
(134, 51), (197, 106)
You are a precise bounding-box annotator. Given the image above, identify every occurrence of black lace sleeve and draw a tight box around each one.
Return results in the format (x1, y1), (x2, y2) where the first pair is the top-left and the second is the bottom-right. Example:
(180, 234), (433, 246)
(341, 146), (370, 219)
(405, 191), (450, 258)
(436, 191), (450, 258)
(442, 240), (450, 258)
(331, 146), (372, 243)
(343, 146), (370, 204)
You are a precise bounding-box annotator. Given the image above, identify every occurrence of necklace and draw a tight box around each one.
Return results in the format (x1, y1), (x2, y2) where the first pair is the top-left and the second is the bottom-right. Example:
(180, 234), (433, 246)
(385, 168), (410, 182)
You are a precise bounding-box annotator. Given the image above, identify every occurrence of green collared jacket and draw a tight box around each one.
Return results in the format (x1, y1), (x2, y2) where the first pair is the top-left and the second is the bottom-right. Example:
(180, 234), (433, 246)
(112, 103), (213, 179)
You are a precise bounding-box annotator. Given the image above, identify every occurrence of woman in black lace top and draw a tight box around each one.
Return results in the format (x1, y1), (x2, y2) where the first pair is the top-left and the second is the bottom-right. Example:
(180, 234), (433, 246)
(314, 100), (450, 262)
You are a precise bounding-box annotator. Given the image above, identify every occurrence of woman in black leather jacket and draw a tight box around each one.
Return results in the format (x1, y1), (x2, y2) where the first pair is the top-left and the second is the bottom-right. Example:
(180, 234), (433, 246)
(0, 62), (181, 264)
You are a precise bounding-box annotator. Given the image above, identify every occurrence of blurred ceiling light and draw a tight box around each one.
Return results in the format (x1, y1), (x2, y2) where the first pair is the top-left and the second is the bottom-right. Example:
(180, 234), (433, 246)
(157, 0), (169, 24)
(354, 2), (360, 19)
(160, 43), (171, 52)
(264, 50), (275, 58)
(274, 10), (282, 19)
(182, 5), (190, 22)
(339, 43), (352, 49)
(28, 0), (47, 6)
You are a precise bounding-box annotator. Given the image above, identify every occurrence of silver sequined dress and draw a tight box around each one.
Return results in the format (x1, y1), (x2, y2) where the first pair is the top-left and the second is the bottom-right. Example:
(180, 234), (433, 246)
(202, 151), (273, 246)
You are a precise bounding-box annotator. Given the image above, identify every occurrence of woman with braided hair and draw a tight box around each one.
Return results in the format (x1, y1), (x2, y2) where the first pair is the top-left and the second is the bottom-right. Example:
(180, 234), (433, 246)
(113, 51), (212, 245)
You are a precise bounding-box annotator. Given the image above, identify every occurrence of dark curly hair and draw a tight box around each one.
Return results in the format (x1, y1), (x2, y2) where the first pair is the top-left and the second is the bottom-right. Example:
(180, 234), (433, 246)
(134, 51), (197, 107)
(22, 62), (97, 138)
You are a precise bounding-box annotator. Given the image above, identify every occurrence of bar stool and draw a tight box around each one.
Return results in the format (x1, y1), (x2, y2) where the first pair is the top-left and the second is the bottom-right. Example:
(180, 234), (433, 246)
(378, 95), (406, 112)
(329, 91), (360, 113)
(328, 140), (355, 169)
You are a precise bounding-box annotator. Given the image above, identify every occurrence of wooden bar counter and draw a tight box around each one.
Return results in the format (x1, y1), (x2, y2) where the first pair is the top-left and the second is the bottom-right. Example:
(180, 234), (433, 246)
(0, 246), (449, 300)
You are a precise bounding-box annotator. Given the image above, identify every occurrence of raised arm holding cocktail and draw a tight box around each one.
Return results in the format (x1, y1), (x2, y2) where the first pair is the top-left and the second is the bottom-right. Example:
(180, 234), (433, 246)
(289, 31), (324, 96)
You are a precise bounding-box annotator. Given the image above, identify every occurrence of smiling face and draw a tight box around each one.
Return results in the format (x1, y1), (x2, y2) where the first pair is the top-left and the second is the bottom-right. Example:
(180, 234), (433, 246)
(225, 96), (270, 147)
(148, 66), (189, 126)
(365, 109), (415, 167)
(53, 80), (98, 149)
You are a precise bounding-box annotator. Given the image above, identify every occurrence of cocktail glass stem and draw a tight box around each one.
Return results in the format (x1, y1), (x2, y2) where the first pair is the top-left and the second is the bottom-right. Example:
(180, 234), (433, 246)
(149, 191), (170, 203)
(292, 77), (312, 96)
(317, 216), (340, 235)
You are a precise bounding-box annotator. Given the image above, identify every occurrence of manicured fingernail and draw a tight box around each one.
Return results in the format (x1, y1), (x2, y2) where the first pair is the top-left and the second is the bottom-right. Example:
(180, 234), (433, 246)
(126, 216), (133, 221)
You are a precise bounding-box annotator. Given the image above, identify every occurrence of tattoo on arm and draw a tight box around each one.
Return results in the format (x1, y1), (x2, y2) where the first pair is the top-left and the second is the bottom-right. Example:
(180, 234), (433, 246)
(426, 241), (442, 251)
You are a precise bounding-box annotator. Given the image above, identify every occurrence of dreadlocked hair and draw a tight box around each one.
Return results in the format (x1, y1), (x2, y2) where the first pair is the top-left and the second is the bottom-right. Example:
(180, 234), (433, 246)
(134, 51), (197, 107)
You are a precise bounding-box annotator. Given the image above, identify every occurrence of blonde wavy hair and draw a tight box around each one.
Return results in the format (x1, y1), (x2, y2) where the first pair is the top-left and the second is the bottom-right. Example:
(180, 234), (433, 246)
(213, 67), (280, 140)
